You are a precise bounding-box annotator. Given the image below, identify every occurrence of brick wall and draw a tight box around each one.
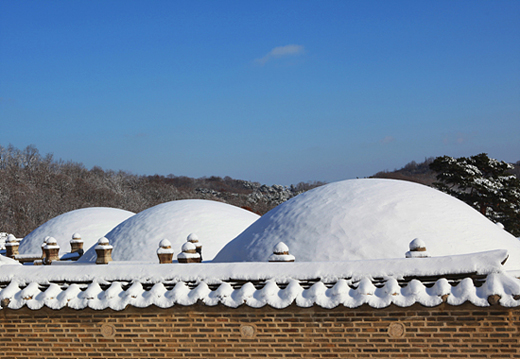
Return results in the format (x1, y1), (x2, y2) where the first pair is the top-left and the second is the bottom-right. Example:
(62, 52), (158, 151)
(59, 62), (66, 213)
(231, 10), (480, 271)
(0, 303), (519, 358)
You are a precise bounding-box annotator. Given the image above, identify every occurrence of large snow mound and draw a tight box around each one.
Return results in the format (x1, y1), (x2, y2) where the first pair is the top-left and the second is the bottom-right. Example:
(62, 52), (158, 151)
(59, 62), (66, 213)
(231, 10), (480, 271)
(19, 208), (135, 256)
(77, 200), (260, 263)
(213, 179), (520, 271)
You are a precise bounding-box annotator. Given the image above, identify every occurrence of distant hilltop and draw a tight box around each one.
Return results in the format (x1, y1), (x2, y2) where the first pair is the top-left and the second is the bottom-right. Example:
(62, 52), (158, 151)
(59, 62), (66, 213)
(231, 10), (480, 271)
(1, 144), (518, 237)
(0, 144), (324, 237)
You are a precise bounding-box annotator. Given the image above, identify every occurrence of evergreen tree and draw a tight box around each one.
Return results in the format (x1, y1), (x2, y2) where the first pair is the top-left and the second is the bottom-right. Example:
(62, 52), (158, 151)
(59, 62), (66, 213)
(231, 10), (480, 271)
(429, 153), (520, 237)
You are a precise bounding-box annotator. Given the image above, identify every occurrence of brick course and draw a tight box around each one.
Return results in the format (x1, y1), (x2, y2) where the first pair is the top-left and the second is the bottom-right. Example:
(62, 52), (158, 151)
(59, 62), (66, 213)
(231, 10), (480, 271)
(1, 303), (519, 358)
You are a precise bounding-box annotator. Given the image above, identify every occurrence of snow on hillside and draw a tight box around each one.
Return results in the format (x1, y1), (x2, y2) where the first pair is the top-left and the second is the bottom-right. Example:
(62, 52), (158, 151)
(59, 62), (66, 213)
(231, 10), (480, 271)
(213, 179), (520, 271)
(18, 208), (135, 256)
(77, 200), (260, 263)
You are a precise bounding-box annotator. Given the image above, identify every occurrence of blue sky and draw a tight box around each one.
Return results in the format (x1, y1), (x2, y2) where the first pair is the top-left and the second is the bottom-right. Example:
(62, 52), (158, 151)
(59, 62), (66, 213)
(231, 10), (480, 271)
(1, 1), (519, 185)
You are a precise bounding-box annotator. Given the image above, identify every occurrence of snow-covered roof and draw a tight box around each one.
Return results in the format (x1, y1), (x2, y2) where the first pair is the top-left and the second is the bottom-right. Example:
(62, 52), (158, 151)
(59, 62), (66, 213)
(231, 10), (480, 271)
(0, 255), (21, 266)
(213, 179), (520, 271)
(18, 208), (135, 256)
(77, 200), (260, 263)
(0, 250), (519, 310)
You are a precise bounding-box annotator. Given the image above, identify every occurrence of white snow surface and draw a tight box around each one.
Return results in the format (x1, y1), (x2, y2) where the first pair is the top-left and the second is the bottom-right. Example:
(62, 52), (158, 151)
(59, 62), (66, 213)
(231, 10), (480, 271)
(213, 179), (520, 271)
(0, 255), (21, 266)
(0, 250), (509, 285)
(77, 200), (260, 263)
(0, 250), (519, 310)
(19, 208), (135, 256)
(269, 253), (296, 262)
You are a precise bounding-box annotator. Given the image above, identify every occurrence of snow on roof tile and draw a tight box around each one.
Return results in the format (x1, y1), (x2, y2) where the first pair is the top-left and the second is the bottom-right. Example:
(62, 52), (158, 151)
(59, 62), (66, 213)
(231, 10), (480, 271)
(0, 250), (519, 310)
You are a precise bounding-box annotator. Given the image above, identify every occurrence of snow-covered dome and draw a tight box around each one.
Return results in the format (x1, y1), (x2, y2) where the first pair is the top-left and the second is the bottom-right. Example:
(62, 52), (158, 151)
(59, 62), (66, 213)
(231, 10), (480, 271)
(213, 179), (520, 271)
(19, 208), (135, 256)
(77, 200), (260, 263)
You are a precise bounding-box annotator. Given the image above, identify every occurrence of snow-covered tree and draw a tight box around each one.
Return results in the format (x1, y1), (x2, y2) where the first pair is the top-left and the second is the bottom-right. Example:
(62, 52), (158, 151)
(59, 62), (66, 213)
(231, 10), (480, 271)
(429, 153), (520, 236)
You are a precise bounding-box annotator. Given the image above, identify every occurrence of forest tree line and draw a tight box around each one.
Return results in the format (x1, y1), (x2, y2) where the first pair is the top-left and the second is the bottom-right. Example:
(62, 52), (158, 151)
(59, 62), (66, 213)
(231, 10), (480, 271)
(1, 144), (519, 238)
(0, 145), (323, 237)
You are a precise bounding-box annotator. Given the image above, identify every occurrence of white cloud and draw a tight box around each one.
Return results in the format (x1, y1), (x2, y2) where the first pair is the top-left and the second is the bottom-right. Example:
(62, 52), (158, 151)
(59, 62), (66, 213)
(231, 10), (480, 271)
(255, 45), (305, 65)
(380, 136), (395, 144)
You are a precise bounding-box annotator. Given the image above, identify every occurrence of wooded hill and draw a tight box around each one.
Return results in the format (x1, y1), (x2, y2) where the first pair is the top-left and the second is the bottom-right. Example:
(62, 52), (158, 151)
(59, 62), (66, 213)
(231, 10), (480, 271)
(0, 145), (324, 237)
(1, 144), (518, 237)
(373, 157), (520, 185)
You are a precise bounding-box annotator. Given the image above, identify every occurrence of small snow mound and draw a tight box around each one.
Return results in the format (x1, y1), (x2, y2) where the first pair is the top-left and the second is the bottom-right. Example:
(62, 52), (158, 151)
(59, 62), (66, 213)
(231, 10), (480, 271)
(496, 223), (505, 230)
(72, 233), (81, 240)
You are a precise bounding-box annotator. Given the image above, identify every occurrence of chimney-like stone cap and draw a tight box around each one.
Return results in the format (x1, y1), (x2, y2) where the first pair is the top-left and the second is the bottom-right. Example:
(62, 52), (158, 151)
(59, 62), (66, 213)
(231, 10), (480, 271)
(406, 238), (430, 258)
(71, 232), (83, 243)
(95, 237), (113, 250)
(187, 233), (202, 249)
(43, 237), (60, 250)
(187, 233), (199, 243)
(157, 239), (174, 254)
(181, 241), (197, 254)
(42, 236), (50, 248)
(178, 241), (201, 260)
(273, 241), (290, 255)
(409, 238), (426, 251)
(5, 235), (19, 247)
(269, 242), (295, 262)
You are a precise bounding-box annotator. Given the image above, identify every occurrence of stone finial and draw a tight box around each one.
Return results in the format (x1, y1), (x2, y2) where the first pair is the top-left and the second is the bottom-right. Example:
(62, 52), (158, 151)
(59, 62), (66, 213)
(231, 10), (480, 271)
(5, 234), (19, 259)
(95, 237), (113, 265)
(43, 237), (60, 265)
(41, 236), (50, 260)
(268, 242), (295, 262)
(177, 241), (201, 264)
(405, 238), (430, 258)
(187, 233), (203, 261)
(157, 239), (174, 264)
(70, 232), (84, 253)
